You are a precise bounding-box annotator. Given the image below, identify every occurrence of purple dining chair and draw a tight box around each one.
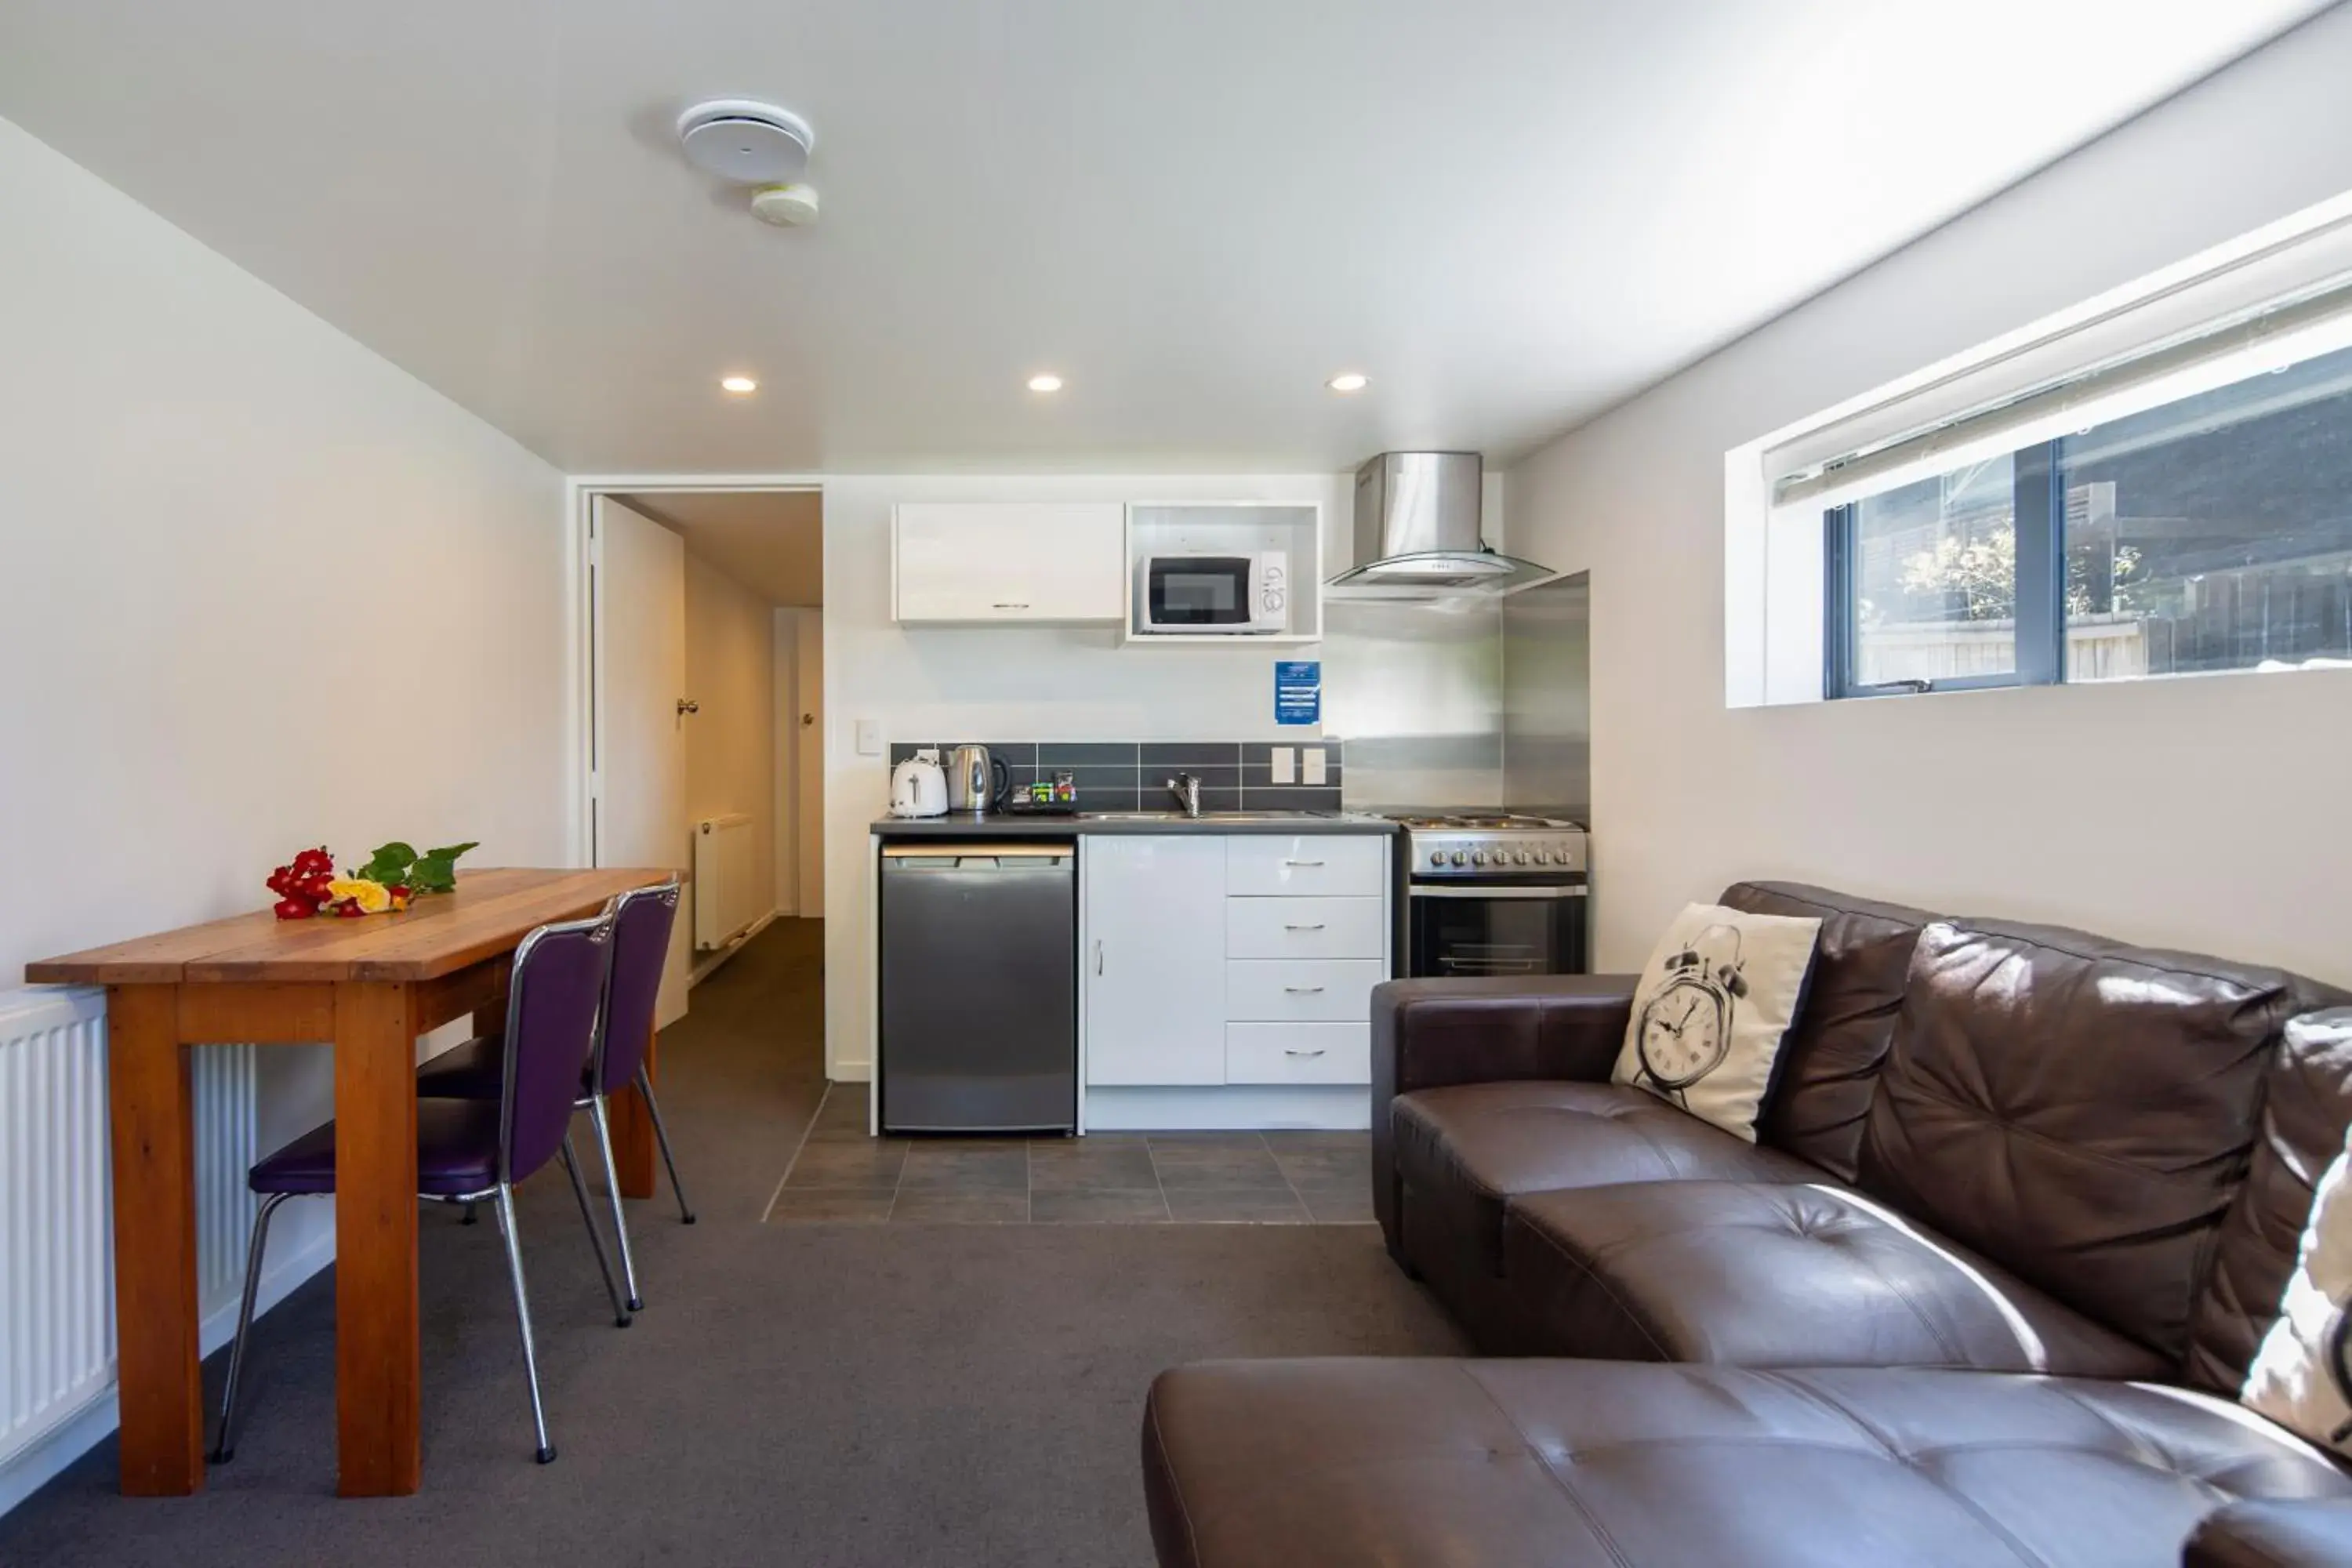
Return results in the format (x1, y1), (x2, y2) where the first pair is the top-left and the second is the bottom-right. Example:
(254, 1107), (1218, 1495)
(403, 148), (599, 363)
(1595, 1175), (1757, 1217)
(210, 910), (625, 1468)
(419, 878), (692, 1313)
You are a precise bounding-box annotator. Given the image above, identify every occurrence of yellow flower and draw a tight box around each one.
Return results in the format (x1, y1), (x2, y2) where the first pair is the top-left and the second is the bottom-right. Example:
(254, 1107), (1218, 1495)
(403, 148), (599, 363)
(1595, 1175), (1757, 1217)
(328, 877), (393, 914)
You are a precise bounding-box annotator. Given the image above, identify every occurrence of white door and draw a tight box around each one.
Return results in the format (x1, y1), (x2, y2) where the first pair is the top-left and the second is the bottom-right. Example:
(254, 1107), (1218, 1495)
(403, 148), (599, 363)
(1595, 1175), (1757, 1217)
(1083, 836), (1226, 1085)
(793, 609), (824, 917)
(593, 495), (691, 1028)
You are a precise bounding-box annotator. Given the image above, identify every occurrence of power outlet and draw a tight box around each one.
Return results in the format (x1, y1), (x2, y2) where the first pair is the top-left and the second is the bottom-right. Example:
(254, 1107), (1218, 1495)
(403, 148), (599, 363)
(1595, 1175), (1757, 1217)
(1301, 747), (1327, 786)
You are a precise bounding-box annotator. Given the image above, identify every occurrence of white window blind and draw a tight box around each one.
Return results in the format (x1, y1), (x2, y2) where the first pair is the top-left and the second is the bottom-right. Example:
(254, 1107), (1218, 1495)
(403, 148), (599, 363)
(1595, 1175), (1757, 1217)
(1763, 198), (2352, 514)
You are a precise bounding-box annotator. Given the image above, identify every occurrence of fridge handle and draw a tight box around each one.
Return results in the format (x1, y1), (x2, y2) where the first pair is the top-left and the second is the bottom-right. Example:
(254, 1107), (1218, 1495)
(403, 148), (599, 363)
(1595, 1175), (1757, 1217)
(1094, 938), (1104, 975)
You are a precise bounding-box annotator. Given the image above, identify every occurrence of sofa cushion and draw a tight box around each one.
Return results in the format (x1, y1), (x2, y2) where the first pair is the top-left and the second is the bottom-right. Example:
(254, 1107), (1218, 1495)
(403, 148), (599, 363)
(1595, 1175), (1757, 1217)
(2190, 1007), (2352, 1396)
(1392, 1080), (1818, 1281)
(1860, 918), (2329, 1367)
(1501, 1179), (2169, 1377)
(1142, 1358), (2352, 1568)
(1722, 880), (1933, 1181)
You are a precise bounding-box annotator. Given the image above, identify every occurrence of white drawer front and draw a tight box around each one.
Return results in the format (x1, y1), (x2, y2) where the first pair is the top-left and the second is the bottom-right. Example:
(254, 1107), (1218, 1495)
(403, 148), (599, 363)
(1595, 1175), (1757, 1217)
(1226, 1024), (1371, 1085)
(1225, 959), (1387, 1022)
(1226, 896), (1385, 960)
(1225, 835), (1386, 898)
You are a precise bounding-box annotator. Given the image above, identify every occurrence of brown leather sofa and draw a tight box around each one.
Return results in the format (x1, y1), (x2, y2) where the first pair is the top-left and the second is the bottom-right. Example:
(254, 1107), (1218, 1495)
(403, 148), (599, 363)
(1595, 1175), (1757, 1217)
(1143, 884), (2352, 1566)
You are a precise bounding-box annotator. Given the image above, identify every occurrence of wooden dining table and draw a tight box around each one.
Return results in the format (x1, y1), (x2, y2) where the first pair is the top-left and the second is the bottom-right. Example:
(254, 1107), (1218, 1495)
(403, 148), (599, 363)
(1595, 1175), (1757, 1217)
(24, 866), (676, 1498)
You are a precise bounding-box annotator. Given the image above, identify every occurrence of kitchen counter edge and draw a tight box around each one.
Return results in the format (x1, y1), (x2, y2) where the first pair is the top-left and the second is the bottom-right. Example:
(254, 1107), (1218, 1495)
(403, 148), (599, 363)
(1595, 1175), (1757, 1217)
(869, 815), (1398, 838)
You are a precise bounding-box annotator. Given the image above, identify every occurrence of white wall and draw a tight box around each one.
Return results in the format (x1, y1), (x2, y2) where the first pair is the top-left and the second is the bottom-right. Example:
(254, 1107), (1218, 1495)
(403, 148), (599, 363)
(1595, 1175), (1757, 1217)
(0, 114), (567, 1494)
(684, 549), (777, 948)
(818, 474), (1349, 1075)
(1508, 7), (2352, 985)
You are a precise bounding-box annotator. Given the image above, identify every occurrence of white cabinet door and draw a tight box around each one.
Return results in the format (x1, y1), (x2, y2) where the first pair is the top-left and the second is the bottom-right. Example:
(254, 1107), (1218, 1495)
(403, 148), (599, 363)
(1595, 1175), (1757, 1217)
(1084, 835), (1227, 1085)
(894, 502), (1125, 623)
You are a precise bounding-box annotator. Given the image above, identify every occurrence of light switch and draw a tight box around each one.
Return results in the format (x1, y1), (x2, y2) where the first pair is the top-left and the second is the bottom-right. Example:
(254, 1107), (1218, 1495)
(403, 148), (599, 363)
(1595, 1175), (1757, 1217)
(855, 719), (884, 756)
(1301, 747), (1327, 786)
(1269, 746), (1295, 785)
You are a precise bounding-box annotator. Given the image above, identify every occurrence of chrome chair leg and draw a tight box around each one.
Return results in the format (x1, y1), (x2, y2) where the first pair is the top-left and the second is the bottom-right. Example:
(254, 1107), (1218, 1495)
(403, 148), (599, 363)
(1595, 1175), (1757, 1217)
(461, 1200), (478, 1225)
(210, 1191), (292, 1463)
(561, 1131), (630, 1327)
(587, 1094), (644, 1312)
(637, 1066), (696, 1225)
(492, 1183), (556, 1464)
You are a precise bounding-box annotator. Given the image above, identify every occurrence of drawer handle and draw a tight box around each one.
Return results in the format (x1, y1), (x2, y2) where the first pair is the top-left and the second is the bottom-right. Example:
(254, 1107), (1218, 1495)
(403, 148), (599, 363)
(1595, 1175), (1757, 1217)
(1284, 985), (1326, 994)
(1283, 1047), (1327, 1058)
(1283, 859), (1326, 868)
(993, 602), (1030, 611)
(1283, 923), (1327, 932)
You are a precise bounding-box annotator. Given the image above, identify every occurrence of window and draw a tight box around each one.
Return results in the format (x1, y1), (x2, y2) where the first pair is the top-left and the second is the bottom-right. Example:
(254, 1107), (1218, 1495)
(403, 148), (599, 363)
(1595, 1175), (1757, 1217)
(1825, 338), (2352, 697)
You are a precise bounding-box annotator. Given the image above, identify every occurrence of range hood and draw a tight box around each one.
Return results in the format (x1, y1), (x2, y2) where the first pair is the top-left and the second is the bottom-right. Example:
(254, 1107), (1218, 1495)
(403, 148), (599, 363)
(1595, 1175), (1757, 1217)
(1328, 452), (1552, 593)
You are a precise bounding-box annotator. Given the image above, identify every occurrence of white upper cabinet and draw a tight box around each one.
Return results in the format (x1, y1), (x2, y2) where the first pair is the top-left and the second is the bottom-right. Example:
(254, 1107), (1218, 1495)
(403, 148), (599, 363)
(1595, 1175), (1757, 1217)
(893, 502), (1126, 625)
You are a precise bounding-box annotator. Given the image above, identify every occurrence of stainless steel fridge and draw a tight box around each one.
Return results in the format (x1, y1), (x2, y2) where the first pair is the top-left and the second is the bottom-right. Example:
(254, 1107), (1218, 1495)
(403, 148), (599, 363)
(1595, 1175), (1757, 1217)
(878, 842), (1077, 1134)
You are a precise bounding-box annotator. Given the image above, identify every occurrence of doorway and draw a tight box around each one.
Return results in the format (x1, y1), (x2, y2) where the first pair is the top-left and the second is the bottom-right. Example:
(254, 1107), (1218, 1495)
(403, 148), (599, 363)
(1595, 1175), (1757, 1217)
(580, 482), (824, 1027)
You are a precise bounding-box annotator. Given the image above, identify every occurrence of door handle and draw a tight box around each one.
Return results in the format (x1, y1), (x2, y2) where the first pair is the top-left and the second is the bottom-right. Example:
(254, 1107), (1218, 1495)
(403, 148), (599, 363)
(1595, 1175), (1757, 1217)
(1283, 985), (1326, 994)
(676, 699), (700, 716)
(1094, 939), (1104, 976)
(1283, 923), (1326, 932)
(801, 713), (815, 727)
(1283, 1047), (1327, 1058)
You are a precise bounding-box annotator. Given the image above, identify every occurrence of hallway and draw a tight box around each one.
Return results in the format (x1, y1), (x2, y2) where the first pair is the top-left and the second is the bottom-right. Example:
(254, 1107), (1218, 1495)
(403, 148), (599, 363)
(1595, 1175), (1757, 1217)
(0, 918), (1459, 1568)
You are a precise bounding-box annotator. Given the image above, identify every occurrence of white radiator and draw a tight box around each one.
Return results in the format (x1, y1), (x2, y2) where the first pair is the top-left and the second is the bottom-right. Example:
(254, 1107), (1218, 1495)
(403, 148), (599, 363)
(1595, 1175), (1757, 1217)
(0, 987), (256, 1486)
(692, 812), (760, 951)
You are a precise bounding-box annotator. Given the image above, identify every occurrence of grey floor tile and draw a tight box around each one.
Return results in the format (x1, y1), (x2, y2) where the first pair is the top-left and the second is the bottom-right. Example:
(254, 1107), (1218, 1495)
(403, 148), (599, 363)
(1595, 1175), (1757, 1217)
(899, 1145), (1030, 1191)
(783, 1141), (910, 1189)
(1147, 1136), (1289, 1190)
(1163, 1186), (1312, 1224)
(1293, 1182), (1377, 1224)
(1028, 1141), (1161, 1192)
(1265, 1145), (1371, 1186)
(1030, 1189), (1171, 1224)
(888, 1189), (1031, 1223)
(766, 1189), (897, 1224)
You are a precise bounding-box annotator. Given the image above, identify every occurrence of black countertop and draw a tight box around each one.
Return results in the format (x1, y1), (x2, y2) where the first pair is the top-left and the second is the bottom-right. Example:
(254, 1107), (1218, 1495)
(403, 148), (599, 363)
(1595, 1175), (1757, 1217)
(869, 811), (1397, 838)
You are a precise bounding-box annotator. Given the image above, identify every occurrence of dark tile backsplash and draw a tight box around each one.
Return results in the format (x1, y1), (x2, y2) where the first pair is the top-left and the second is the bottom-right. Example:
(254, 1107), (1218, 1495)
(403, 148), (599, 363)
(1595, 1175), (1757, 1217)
(887, 739), (1344, 812)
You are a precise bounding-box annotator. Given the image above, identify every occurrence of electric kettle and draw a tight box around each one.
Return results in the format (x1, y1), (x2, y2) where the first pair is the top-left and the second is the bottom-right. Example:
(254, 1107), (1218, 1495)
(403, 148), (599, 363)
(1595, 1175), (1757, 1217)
(890, 749), (949, 818)
(946, 744), (1010, 815)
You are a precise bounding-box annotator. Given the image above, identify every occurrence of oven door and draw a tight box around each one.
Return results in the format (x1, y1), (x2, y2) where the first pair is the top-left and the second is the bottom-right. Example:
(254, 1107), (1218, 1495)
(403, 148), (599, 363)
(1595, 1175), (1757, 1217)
(1407, 884), (1588, 978)
(1145, 556), (1253, 629)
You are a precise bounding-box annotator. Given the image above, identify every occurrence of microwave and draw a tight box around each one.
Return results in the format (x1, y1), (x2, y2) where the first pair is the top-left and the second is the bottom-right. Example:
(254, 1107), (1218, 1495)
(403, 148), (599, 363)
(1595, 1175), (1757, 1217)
(1137, 551), (1288, 633)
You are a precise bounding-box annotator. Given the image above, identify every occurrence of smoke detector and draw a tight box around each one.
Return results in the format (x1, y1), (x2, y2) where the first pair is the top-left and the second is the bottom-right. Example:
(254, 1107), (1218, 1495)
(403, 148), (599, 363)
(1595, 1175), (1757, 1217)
(750, 183), (820, 227)
(677, 99), (814, 185)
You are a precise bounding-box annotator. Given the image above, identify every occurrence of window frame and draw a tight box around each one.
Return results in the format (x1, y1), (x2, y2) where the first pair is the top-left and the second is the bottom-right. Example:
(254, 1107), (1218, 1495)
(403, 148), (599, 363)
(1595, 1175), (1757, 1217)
(1822, 440), (2062, 699)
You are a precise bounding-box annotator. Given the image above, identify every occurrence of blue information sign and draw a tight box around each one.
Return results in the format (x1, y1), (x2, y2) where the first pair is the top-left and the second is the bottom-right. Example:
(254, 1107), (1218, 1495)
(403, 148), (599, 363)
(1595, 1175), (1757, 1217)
(1274, 661), (1321, 727)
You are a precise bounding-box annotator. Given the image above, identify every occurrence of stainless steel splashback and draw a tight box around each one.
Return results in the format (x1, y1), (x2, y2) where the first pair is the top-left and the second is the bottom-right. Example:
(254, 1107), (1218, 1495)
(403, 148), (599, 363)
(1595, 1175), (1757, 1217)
(1323, 595), (1504, 811)
(1502, 572), (1592, 823)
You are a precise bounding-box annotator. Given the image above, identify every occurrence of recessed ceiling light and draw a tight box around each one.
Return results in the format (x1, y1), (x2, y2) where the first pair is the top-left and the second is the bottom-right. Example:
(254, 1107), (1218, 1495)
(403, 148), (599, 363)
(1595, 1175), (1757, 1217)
(1027, 373), (1064, 393)
(1327, 372), (1370, 394)
(720, 375), (758, 394)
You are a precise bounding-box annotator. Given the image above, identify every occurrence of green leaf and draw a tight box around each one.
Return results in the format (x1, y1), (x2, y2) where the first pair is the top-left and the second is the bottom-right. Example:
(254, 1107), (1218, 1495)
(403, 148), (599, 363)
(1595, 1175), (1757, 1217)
(356, 842), (417, 884)
(408, 841), (478, 894)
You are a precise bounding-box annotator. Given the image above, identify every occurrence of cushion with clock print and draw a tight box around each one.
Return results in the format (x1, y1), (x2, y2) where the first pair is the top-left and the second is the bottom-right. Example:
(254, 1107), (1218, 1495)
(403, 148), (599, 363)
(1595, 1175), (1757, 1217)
(1610, 902), (1823, 1142)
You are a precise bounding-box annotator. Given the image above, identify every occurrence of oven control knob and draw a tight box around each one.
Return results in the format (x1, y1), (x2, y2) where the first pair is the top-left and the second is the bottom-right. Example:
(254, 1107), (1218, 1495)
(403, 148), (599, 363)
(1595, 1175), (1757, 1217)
(1449, 851), (1467, 866)
(1515, 851), (1532, 865)
(1468, 851), (1486, 866)
(1535, 851), (1553, 864)
(1428, 850), (1445, 867)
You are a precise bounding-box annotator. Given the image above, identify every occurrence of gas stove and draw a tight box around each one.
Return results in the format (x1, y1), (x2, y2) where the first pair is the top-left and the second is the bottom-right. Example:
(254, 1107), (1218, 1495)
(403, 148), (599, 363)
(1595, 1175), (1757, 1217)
(1377, 811), (1588, 881)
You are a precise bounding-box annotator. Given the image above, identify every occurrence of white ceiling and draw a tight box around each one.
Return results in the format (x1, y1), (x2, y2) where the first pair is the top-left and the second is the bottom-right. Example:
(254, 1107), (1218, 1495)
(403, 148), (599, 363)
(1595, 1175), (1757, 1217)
(0, 1), (2329, 474)
(621, 489), (823, 606)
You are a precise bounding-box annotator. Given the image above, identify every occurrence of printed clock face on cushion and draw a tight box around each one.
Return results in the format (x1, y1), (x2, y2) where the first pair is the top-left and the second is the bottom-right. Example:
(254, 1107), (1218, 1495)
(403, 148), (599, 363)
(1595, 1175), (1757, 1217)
(1635, 957), (1737, 1088)
(1613, 903), (1821, 1142)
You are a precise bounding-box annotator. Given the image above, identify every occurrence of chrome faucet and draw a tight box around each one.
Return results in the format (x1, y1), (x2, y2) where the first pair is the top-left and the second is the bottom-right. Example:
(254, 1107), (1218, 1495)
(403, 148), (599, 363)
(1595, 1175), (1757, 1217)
(1167, 772), (1203, 818)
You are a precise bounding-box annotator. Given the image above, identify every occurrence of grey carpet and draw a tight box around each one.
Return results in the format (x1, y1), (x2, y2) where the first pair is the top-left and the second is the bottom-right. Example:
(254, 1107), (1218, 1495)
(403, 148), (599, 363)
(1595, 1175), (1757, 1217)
(0, 919), (1463, 1566)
